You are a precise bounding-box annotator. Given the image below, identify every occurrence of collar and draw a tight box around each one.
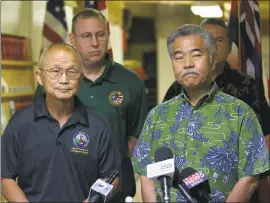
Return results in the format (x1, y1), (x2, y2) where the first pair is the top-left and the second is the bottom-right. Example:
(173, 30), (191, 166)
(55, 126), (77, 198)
(101, 54), (117, 83)
(215, 62), (230, 89)
(180, 82), (219, 107)
(34, 94), (89, 127)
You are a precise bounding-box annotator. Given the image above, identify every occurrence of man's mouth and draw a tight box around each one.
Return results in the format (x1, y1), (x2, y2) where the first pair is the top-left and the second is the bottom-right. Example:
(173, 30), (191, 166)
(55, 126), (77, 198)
(89, 51), (100, 56)
(183, 72), (199, 77)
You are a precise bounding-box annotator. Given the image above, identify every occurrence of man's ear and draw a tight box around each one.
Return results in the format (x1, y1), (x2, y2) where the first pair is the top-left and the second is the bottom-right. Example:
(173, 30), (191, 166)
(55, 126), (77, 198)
(36, 69), (43, 86)
(210, 55), (217, 81)
(69, 33), (75, 48)
(228, 41), (233, 54)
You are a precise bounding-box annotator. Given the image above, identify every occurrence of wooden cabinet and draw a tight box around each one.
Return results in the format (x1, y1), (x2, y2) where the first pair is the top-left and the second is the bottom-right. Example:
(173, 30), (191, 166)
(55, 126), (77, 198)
(1, 35), (37, 135)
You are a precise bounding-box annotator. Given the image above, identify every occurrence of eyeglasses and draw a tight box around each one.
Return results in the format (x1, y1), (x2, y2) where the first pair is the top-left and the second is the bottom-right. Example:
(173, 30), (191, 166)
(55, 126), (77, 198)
(74, 32), (109, 42)
(40, 68), (81, 80)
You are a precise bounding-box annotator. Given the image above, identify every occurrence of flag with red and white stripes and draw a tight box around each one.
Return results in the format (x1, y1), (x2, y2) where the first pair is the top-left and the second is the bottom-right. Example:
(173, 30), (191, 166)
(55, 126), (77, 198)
(41, 0), (68, 51)
(239, 0), (265, 95)
(84, 0), (113, 58)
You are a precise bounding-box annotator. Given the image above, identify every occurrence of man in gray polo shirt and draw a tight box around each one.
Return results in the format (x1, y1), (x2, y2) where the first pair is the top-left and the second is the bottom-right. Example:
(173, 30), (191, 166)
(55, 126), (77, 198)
(1, 43), (120, 202)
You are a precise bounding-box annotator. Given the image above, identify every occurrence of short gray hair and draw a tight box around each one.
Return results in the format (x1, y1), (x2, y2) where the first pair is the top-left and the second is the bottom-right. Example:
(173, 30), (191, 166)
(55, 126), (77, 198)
(167, 24), (216, 61)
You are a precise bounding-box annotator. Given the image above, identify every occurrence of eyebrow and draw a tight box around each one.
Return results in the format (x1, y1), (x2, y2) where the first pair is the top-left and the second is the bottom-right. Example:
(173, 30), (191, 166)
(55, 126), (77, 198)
(173, 48), (203, 57)
(215, 37), (225, 40)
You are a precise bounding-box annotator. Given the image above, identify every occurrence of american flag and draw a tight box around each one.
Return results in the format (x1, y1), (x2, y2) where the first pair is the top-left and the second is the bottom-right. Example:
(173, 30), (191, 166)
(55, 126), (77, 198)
(41, 0), (68, 51)
(228, 0), (268, 101)
(239, 0), (265, 95)
(84, 0), (113, 58)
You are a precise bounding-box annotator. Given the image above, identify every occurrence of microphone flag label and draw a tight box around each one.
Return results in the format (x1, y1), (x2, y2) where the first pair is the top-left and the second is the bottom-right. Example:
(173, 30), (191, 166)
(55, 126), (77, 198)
(183, 171), (208, 189)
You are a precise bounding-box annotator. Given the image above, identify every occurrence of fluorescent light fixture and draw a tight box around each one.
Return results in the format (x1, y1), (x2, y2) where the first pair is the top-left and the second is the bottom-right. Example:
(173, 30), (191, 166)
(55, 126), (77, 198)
(223, 2), (231, 11)
(191, 5), (223, 18)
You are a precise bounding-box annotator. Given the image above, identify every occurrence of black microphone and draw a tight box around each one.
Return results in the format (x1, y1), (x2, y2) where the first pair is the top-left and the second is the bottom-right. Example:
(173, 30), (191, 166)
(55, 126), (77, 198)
(154, 147), (174, 203)
(88, 169), (120, 203)
(119, 157), (136, 202)
(181, 167), (212, 203)
(172, 167), (198, 203)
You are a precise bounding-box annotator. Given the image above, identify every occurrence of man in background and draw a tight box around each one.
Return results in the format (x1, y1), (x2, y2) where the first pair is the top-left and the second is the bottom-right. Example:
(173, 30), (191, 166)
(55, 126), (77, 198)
(132, 24), (269, 203)
(1, 43), (119, 202)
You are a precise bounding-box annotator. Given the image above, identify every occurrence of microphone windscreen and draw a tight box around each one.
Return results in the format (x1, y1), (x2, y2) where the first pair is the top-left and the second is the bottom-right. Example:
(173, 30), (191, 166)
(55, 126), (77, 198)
(120, 157), (136, 197)
(181, 167), (197, 178)
(154, 147), (173, 162)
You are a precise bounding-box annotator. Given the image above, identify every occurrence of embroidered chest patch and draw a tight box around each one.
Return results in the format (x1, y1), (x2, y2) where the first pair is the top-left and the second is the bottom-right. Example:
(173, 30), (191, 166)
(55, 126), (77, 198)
(108, 91), (124, 106)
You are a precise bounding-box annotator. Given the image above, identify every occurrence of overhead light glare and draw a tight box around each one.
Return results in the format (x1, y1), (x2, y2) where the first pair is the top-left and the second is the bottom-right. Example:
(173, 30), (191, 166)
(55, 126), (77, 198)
(191, 5), (223, 18)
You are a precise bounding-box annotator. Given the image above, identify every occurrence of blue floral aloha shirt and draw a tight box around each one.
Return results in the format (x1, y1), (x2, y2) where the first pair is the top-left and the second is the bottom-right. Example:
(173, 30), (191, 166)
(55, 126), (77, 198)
(131, 83), (269, 203)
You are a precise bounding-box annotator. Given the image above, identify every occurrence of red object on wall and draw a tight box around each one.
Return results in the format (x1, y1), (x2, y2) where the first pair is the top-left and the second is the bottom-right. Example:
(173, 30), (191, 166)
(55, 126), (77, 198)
(123, 29), (128, 53)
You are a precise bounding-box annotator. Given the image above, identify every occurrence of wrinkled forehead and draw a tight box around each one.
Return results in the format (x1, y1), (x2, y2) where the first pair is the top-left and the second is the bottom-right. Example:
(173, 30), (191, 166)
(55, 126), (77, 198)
(44, 48), (81, 69)
(173, 35), (207, 52)
(75, 16), (107, 33)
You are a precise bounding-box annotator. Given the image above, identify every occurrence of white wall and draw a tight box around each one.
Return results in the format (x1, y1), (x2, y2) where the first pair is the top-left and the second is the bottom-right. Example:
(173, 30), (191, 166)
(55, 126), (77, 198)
(262, 36), (269, 103)
(110, 24), (123, 64)
(1, 1), (32, 37)
(1, 1), (74, 71)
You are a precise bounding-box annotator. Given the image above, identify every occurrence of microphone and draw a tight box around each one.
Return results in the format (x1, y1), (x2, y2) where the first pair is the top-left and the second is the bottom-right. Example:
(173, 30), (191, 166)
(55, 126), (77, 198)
(147, 147), (175, 203)
(172, 167), (198, 203)
(88, 169), (120, 203)
(181, 167), (212, 203)
(119, 157), (136, 203)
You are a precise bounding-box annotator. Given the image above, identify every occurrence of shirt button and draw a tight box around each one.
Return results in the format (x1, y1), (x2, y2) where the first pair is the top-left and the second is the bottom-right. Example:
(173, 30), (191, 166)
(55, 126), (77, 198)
(57, 138), (62, 145)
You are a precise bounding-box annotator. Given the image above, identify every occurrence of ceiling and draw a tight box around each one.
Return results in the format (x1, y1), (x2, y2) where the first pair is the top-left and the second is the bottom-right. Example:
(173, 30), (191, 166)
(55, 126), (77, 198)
(125, 1), (269, 21)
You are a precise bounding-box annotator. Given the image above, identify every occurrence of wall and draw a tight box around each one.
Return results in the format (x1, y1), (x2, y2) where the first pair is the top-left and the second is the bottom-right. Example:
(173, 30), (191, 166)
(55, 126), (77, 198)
(126, 43), (156, 63)
(262, 36), (269, 103)
(1, 1), (75, 71)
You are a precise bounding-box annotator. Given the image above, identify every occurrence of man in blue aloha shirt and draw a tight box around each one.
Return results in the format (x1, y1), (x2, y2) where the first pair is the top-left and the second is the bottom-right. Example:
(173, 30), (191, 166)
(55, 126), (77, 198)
(131, 24), (269, 203)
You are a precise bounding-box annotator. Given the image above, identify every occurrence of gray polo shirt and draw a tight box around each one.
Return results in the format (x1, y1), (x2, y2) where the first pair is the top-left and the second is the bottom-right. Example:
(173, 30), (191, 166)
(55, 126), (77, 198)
(1, 96), (120, 202)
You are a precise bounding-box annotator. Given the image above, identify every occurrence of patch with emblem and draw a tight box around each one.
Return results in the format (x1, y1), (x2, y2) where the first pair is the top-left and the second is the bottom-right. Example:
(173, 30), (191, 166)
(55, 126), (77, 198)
(108, 91), (124, 106)
(71, 131), (89, 154)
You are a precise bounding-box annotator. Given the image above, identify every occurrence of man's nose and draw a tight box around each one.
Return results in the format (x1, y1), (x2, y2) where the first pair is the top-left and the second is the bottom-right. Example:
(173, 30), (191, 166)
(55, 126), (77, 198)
(59, 71), (69, 83)
(184, 56), (194, 69)
(90, 36), (99, 47)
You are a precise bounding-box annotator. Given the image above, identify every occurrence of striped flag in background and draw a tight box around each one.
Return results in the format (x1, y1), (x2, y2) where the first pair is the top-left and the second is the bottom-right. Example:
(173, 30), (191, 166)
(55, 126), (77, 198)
(41, 0), (68, 51)
(227, 0), (239, 69)
(84, 0), (113, 58)
(239, 0), (265, 95)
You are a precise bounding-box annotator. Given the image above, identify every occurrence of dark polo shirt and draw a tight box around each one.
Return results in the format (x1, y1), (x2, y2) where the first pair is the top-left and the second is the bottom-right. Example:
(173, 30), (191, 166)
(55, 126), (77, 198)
(34, 56), (148, 158)
(1, 96), (119, 202)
